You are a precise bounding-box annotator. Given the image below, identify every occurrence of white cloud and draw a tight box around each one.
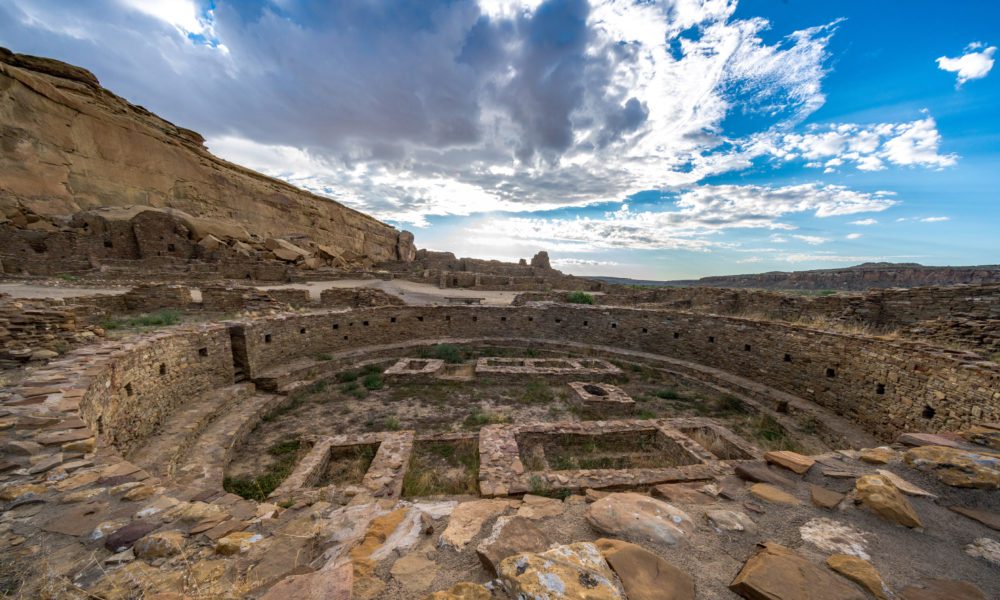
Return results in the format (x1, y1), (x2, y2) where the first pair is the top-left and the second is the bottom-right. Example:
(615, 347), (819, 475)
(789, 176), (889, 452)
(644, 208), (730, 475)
(919, 216), (950, 223)
(756, 117), (957, 172)
(850, 218), (877, 225)
(551, 258), (620, 267)
(845, 232), (863, 240)
(791, 234), (829, 245)
(937, 43), (996, 87)
(467, 183), (895, 251)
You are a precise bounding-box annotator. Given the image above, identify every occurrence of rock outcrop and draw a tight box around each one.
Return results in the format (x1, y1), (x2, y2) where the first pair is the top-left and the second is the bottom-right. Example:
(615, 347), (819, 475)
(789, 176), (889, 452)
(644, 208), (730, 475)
(0, 48), (413, 268)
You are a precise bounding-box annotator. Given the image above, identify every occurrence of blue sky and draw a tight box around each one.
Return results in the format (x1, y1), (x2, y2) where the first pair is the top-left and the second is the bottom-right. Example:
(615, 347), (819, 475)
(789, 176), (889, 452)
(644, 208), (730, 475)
(1, 0), (996, 279)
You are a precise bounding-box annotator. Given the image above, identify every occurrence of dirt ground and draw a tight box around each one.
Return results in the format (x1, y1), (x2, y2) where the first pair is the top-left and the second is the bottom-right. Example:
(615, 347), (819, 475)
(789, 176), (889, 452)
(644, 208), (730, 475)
(226, 349), (822, 486)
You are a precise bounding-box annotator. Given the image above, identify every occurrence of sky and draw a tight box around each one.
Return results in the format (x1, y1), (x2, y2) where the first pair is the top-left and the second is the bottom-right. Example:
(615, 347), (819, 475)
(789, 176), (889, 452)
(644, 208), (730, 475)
(1, 0), (997, 279)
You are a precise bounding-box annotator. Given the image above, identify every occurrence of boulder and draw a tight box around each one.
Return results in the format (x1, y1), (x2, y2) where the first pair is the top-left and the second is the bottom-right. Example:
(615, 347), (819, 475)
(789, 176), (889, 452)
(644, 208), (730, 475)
(903, 445), (1000, 489)
(265, 237), (311, 259)
(259, 562), (352, 600)
(215, 531), (262, 555)
(105, 521), (158, 552)
(898, 579), (987, 600)
(197, 234), (223, 252)
(595, 538), (694, 600)
(476, 516), (552, 576)
(729, 542), (866, 600)
(498, 542), (624, 600)
(964, 537), (1000, 567)
(133, 530), (185, 559)
(516, 494), (565, 520)
(854, 475), (922, 528)
(764, 451), (815, 474)
(585, 492), (695, 545)
(860, 447), (897, 464)
(961, 426), (1000, 451)
(440, 499), (517, 549)
(705, 509), (755, 532)
(826, 554), (889, 599)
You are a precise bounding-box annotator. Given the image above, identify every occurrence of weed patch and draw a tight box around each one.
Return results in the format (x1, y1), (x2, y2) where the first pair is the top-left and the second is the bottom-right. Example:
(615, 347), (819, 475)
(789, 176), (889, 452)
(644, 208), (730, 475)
(565, 291), (595, 304)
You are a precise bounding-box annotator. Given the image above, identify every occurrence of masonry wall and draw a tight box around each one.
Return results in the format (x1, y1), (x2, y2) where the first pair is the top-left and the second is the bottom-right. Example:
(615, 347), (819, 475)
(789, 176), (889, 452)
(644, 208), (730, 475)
(234, 305), (1000, 441)
(79, 326), (234, 454)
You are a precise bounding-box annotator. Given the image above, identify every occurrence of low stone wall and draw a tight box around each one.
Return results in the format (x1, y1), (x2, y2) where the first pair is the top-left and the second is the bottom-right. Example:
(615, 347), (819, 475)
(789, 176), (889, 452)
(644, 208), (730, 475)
(77, 326), (235, 454)
(122, 284), (193, 312)
(232, 305), (999, 441)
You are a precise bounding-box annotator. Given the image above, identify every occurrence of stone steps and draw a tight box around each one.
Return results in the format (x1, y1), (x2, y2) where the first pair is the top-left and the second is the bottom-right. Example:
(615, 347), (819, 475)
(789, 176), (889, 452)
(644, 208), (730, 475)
(129, 382), (257, 478)
(171, 391), (287, 491)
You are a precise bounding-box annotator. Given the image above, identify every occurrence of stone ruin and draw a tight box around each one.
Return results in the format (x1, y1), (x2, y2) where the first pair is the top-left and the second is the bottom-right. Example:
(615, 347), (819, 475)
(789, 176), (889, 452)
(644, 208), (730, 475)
(0, 46), (998, 600)
(1, 296), (998, 599)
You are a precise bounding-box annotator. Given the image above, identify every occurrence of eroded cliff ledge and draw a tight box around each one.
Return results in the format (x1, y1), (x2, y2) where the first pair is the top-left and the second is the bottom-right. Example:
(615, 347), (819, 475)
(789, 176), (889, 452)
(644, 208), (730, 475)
(0, 48), (413, 264)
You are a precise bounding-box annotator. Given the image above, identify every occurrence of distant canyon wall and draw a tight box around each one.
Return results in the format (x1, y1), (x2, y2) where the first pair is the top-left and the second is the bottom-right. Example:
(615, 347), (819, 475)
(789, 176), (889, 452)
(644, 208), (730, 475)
(0, 48), (412, 264)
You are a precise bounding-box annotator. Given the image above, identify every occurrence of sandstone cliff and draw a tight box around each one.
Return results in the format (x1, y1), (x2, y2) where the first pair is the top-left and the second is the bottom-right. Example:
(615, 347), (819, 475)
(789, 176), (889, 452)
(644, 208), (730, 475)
(0, 48), (414, 263)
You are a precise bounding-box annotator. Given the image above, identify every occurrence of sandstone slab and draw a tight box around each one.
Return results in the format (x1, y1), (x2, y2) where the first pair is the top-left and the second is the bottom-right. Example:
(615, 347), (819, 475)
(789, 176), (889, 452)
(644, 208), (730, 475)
(749, 483), (800, 505)
(651, 483), (716, 505)
(423, 582), (492, 600)
(595, 538), (694, 600)
(949, 506), (1000, 531)
(809, 484), (844, 509)
(134, 530), (185, 559)
(440, 499), (516, 549)
(765, 451), (815, 474)
(827, 554), (889, 599)
(735, 462), (796, 487)
(516, 494), (565, 520)
(585, 492), (694, 545)
(904, 445), (1000, 489)
(729, 542), (866, 600)
(390, 553), (438, 593)
(259, 562), (352, 600)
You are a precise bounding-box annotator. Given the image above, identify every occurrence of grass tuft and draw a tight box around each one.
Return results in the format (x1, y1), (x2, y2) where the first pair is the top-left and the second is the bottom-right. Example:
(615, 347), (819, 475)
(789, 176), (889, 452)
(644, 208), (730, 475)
(565, 291), (595, 304)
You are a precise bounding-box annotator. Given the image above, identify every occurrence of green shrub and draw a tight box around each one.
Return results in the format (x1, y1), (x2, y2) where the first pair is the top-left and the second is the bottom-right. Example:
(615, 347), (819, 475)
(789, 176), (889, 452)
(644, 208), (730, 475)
(420, 344), (465, 364)
(315, 352), (333, 361)
(101, 309), (181, 331)
(656, 388), (680, 400)
(565, 291), (595, 304)
(362, 372), (383, 390)
(337, 370), (359, 383)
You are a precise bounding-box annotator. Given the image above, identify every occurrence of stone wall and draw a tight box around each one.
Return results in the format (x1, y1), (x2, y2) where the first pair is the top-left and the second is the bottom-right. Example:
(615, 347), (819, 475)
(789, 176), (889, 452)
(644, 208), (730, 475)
(6, 302), (997, 461)
(232, 305), (999, 441)
(78, 326), (235, 454)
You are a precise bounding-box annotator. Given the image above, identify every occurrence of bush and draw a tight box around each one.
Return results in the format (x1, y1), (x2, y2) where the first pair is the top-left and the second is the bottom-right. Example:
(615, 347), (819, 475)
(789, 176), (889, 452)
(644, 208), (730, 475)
(101, 309), (181, 331)
(565, 291), (594, 304)
(420, 344), (465, 364)
(337, 370), (359, 383)
(362, 372), (383, 390)
(315, 352), (333, 361)
(656, 388), (680, 400)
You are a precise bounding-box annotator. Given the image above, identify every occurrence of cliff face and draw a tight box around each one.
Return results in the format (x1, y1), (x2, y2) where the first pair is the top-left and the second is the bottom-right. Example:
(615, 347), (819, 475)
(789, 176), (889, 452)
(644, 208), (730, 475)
(693, 263), (1000, 290)
(0, 49), (413, 262)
